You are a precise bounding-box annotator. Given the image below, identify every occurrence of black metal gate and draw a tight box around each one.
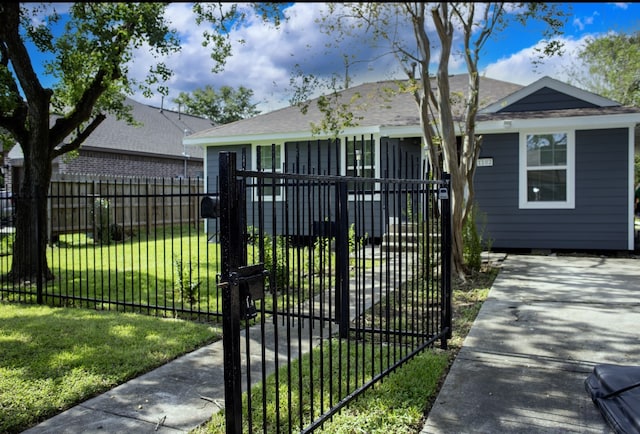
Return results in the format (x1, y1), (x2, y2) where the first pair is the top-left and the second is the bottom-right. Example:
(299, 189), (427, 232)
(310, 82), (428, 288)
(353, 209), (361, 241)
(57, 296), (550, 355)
(213, 142), (451, 433)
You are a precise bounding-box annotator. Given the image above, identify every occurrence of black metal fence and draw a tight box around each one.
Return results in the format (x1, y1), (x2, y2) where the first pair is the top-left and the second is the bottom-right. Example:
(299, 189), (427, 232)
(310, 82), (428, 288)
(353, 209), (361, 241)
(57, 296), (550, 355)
(0, 137), (452, 433)
(216, 143), (451, 433)
(0, 177), (225, 322)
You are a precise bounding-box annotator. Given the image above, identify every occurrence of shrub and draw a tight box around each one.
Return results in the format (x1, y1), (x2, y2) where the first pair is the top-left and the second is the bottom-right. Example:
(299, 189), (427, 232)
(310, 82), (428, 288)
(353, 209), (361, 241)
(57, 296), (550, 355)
(0, 233), (14, 256)
(174, 257), (200, 306)
(247, 227), (288, 292)
(463, 203), (492, 272)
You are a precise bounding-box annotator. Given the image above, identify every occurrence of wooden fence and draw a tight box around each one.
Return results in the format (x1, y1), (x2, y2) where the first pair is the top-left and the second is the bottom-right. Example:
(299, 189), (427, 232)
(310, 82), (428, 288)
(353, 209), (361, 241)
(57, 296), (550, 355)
(48, 175), (205, 240)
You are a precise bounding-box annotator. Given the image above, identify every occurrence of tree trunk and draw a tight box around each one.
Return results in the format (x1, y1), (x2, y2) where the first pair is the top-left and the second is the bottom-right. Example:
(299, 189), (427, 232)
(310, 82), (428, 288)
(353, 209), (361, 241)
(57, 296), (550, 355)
(450, 176), (467, 278)
(9, 130), (54, 285)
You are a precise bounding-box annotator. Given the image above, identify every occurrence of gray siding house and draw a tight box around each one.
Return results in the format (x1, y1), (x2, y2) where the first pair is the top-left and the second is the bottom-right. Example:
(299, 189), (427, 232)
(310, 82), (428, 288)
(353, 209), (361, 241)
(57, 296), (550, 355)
(184, 75), (640, 251)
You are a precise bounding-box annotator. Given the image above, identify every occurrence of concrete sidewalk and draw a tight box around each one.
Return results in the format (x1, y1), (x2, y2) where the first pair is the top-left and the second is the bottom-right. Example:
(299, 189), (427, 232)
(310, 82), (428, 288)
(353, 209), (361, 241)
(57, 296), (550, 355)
(421, 253), (640, 434)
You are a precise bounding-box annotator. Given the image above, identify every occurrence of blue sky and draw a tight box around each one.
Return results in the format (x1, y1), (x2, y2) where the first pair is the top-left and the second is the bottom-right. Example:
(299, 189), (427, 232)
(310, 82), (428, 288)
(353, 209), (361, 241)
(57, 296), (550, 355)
(24, 2), (640, 113)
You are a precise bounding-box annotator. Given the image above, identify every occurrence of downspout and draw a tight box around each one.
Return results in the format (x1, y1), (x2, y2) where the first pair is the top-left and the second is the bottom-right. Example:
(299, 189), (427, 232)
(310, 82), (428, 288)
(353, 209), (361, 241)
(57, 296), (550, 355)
(630, 124), (637, 251)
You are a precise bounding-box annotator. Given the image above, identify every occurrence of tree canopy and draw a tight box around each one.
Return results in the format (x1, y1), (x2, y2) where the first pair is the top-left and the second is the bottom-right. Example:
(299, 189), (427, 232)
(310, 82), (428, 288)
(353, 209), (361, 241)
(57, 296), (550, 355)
(569, 30), (640, 107)
(173, 85), (260, 125)
(0, 2), (281, 281)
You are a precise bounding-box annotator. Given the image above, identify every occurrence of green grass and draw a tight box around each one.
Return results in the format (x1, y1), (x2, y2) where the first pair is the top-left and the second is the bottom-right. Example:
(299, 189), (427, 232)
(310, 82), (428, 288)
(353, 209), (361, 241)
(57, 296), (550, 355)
(193, 340), (450, 434)
(0, 265), (497, 434)
(2, 226), (367, 318)
(448, 267), (497, 349)
(1, 226), (223, 315)
(193, 264), (499, 433)
(316, 351), (450, 433)
(0, 301), (221, 434)
(52, 226), (222, 311)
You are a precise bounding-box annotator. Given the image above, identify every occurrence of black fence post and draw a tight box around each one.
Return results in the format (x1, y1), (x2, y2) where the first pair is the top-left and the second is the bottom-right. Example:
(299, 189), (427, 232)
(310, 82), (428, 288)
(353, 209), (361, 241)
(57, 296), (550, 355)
(335, 181), (350, 338)
(439, 172), (452, 348)
(219, 151), (244, 434)
(34, 194), (44, 304)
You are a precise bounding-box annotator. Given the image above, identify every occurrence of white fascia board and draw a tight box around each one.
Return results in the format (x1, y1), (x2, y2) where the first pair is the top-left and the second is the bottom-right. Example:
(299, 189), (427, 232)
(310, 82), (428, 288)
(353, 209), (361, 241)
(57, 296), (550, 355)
(183, 126), (383, 148)
(476, 113), (640, 134)
(379, 125), (425, 138)
(339, 125), (382, 137)
(183, 131), (312, 147)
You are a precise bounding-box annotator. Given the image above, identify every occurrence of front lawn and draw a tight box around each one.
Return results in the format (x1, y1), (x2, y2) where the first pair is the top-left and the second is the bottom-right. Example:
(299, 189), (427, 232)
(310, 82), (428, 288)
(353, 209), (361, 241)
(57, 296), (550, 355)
(0, 302), (221, 434)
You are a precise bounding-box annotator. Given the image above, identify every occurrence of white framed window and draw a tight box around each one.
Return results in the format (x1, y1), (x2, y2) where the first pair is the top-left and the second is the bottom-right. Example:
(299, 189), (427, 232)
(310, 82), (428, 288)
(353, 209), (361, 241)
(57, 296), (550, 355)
(519, 131), (575, 209)
(254, 144), (283, 201)
(345, 136), (380, 200)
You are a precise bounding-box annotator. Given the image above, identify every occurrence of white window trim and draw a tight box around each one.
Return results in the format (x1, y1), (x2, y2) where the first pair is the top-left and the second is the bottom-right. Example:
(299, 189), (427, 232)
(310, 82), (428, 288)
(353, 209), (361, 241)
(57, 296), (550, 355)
(518, 130), (575, 209)
(252, 143), (285, 202)
(342, 135), (381, 201)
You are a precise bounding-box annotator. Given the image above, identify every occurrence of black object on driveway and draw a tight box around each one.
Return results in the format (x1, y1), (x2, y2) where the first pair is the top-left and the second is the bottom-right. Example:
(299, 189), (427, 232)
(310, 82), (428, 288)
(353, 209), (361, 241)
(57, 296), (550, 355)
(585, 364), (640, 434)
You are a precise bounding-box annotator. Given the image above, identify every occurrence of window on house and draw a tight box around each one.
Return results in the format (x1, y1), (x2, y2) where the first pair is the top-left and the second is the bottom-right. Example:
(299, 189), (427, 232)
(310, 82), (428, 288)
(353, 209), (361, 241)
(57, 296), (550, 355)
(346, 138), (375, 193)
(256, 144), (282, 199)
(519, 131), (574, 209)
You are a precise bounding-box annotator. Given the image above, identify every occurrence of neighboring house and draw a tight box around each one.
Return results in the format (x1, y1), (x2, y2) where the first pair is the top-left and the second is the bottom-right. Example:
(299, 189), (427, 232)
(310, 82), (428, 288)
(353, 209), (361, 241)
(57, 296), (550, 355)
(6, 97), (212, 192)
(183, 74), (640, 252)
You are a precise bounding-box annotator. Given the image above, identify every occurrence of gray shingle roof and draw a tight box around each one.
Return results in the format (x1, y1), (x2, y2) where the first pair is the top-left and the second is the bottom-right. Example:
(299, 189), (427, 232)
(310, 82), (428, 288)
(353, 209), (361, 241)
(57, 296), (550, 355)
(80, 97), (211, 159)
(184, 74), (640, 145)
(186, 74), (525, 140)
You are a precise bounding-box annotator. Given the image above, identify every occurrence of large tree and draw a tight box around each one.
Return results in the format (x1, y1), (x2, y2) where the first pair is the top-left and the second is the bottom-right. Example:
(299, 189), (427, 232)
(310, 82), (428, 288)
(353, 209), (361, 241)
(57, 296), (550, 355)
(173, 84), (260, 125)
(0, 2), (279, 283)
(311, 2), (567, 277)
(568, 30), (640, 107)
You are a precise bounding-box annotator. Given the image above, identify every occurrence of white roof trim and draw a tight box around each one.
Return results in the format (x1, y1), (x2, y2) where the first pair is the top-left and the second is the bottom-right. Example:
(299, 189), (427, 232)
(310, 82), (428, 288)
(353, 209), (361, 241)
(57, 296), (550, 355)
(476, 112), (640, 134)
(183, 125), (383, 148)
(379, 126), (425, 138)
(480, 76), (620, 114)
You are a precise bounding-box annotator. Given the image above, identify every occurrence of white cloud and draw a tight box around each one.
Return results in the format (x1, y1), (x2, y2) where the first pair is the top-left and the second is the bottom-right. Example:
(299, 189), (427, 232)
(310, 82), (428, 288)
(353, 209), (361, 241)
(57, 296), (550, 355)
(573, 11), (599, 31)
(128, 3), (364, 112)
(481, 36), (595, 87)
(124, 3), (632, 115)
(127, 3), (420, 113)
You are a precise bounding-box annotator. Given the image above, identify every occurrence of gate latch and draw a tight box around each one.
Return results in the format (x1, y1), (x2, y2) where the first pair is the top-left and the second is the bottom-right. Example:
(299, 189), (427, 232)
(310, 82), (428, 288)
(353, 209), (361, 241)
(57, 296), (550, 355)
(244, 295), (258, 319)
(230, 263), (268, 320)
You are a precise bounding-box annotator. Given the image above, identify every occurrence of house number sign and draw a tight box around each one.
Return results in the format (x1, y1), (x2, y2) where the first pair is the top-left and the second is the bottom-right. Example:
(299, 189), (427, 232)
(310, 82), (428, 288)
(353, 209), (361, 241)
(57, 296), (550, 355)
(477, 157), (494, 167)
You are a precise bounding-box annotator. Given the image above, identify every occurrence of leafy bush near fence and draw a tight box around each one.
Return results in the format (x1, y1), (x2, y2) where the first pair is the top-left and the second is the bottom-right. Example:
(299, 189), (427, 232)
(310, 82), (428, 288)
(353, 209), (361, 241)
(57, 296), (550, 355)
(91, 197), (111, 244)
(174, 257), (201, 306)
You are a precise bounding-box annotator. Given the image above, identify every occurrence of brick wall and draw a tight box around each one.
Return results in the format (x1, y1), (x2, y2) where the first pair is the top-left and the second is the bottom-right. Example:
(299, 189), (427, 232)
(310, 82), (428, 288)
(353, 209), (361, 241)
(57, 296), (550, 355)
(59, 150), (204, 179)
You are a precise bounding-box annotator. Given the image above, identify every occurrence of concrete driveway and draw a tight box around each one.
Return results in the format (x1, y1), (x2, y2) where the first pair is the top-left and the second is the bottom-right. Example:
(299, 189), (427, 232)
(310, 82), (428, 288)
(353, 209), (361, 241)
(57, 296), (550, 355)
(422, 253), (640, 434)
